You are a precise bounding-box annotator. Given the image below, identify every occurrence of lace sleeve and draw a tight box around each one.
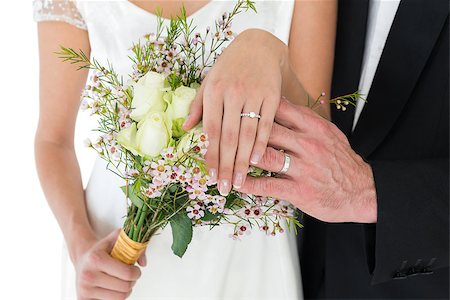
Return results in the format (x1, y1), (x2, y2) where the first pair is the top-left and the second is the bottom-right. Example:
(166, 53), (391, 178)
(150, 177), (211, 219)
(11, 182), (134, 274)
(33, 0), (87, 30)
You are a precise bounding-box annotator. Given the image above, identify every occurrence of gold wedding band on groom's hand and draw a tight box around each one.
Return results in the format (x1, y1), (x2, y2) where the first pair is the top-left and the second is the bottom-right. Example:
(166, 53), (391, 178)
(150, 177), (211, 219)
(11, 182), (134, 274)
(240, 112), (261, 119)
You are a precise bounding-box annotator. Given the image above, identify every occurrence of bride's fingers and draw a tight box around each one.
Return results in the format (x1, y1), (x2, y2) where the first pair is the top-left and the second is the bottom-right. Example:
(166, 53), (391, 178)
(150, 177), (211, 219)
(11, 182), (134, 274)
(137, 251), (147, 267)
(203, 86), (223, 183)
(100, 251), (141, 281)
(249, 95), (279, 165)
(87, 287), (130, 300)
(183, 82), (205, 130)
(217, 94), (242, 195)
(92, 271), (135, 293)
(232, 101), (262, 189)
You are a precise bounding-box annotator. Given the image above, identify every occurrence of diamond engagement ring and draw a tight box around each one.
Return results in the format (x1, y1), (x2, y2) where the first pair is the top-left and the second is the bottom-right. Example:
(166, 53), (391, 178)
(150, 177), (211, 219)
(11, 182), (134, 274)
(240, 112), (261, 119)
(279, 153), (291, 174)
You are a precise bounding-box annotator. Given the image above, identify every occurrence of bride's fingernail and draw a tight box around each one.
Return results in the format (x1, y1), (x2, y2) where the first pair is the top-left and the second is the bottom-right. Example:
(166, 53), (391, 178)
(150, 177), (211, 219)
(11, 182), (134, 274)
(209, 168), (217, 183)
(233, 173), (243, 189)
(219, 179), (230, 196)
(250, 153), (260, 165)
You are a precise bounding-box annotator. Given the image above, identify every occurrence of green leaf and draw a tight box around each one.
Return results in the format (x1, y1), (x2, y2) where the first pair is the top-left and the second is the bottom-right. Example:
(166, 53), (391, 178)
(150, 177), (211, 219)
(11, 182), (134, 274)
(121, 184), (144, 209)
(168, 184), (179, 194)
(170, 213), (193, 258)
(202, 210), (219, 221)
(225, 193), (240, 209)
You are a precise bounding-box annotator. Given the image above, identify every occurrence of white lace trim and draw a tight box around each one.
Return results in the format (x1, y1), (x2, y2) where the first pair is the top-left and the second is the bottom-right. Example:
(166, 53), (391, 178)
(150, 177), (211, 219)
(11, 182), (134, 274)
(33, 0), (87, 30)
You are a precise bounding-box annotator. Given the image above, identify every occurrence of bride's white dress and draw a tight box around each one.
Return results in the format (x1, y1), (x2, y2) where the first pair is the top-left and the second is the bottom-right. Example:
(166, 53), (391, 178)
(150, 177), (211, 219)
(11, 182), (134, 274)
(34, 1), (302, 299)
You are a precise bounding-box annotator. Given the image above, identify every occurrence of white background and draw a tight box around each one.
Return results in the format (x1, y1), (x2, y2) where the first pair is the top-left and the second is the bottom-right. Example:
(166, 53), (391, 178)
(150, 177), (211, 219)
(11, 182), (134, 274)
(0, 1), (95, 299)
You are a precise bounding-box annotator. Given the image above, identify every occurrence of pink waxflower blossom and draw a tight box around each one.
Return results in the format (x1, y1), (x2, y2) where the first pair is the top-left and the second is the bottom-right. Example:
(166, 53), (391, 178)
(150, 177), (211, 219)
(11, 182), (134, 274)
(150, 160), (171, 177)
(186, 183), (207, 200)
(251, 207), (263, 218)
(206, 203), (221, 214)
(187, 204), (204, 220)
(125, 169), (139, 178)
(237, 224), (251, 236)
(161, 147), (176, 161)
(142, 186), (162, 199)
(83, 138), (92, 148)
(108, 142), (121, 160)
(229, 233), (240, 241)
(260, 225), (270, 233)
(152, 174), (169, 187)
(80, 99), (89, 111)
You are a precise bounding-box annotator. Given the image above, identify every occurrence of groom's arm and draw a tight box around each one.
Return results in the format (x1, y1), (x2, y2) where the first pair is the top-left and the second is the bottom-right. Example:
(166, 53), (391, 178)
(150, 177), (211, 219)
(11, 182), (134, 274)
(364, 158), (449, 285)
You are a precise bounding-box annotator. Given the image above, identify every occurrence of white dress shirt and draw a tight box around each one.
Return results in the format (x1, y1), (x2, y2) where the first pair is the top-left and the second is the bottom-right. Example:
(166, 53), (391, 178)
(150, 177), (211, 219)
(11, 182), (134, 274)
(353, 0), (401, 130)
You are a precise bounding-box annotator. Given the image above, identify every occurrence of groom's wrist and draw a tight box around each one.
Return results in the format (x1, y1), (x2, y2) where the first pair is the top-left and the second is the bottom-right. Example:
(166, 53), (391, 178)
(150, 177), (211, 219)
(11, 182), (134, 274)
(350, 163), (378, 223)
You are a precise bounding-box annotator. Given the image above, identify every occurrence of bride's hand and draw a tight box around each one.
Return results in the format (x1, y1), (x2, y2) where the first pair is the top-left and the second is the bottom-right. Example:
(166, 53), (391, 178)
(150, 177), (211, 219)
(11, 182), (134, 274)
(75, 229), (144, 300)
(183, 29), (290, 196)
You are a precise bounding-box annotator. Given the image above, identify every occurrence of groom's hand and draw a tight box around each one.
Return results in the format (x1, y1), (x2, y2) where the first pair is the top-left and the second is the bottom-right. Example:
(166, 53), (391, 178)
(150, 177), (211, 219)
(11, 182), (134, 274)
(239, 98), (378, 223)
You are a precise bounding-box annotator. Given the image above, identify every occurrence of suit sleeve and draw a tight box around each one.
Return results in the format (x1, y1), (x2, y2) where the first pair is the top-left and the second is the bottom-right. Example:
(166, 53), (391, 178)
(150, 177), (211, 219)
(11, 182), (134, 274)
(364, 158), (449, 285)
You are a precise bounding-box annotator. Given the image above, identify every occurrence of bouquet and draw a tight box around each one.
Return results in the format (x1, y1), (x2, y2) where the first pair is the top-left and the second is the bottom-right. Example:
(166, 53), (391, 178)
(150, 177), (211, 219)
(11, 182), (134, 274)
(58, 0), (360, 264)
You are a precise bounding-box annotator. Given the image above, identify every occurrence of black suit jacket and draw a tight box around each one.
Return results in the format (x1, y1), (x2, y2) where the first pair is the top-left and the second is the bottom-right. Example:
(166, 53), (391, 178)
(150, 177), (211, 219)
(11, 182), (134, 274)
(299, 0), (449, 298)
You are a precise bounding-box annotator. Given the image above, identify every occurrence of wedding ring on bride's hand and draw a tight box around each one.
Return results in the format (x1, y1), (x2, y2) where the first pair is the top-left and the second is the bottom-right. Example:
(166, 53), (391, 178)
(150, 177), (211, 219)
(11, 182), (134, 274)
(279, 152), (291, 174)
(240, 112), (261, 119)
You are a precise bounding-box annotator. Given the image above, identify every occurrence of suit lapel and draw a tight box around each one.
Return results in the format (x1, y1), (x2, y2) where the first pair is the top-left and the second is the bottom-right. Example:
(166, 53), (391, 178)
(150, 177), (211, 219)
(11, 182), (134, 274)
(331, 0), (369, 137)
(351, 0), (449, 157)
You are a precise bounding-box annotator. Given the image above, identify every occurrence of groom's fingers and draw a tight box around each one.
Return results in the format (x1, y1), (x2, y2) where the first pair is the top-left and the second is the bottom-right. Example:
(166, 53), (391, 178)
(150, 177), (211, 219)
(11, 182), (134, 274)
(274, 98), (303, 130)
(252, 147), (296, 177)
(275, 98), (321, 133)
(240, 176), (294, 200)
(267, 123), (300, 154)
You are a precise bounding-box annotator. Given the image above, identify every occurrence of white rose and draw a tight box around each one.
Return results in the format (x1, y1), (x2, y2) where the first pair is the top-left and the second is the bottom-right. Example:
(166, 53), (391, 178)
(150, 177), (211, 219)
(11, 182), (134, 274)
(116, 123), (139, 155)
(176, 123), (203, 155)
(135, 112), (171, 158)
(167, 86), (197, 138)
(130, 72), (167, 122)
(116, 113), (171, 158)
(170, 86), (197, 120)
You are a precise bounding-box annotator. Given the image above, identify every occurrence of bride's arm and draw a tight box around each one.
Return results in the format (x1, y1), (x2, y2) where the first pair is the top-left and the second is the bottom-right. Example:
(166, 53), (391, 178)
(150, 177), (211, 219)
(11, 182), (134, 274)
(35, 22), (95, 263)
(233, 1), (337, 118)
(35, 22), (141, 298)
(287, 0), (337, 119)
